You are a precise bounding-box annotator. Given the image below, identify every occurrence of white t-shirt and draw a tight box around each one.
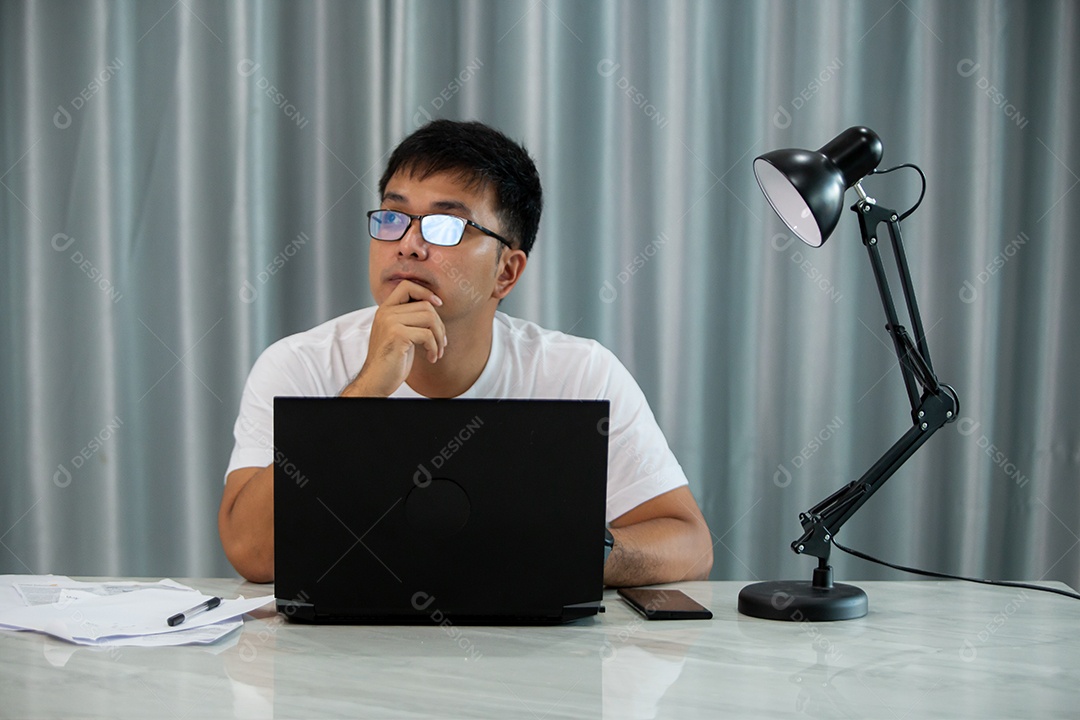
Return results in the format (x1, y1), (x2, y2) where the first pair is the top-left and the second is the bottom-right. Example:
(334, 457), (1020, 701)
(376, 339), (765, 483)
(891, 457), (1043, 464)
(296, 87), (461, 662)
(226, 308), (688, 522)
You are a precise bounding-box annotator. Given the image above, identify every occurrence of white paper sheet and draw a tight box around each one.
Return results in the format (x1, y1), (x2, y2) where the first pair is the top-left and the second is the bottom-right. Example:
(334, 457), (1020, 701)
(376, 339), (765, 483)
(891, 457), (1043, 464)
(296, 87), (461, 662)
(0, 575), (274, 647)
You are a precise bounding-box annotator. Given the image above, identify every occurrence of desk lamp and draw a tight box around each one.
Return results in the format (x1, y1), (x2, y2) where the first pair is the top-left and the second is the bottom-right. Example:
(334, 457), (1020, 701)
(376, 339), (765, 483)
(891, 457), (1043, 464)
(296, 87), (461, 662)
(739, 127), (960, 621)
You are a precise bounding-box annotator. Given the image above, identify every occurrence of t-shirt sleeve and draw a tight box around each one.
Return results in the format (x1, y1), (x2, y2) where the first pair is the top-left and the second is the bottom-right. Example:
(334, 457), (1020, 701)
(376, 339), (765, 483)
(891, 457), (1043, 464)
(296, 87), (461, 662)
(224, 339), (317, 481)
(589, 346), (690, 522)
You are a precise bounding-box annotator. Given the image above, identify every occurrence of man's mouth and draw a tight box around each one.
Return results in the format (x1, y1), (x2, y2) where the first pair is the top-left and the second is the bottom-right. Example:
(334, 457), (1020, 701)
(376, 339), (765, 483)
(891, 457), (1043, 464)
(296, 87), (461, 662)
(387, 272), (434, 290)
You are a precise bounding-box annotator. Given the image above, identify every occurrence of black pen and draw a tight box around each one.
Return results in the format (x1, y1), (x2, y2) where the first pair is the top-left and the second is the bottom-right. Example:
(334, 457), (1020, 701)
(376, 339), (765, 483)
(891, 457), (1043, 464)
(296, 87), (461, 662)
(167, 596), (222, 627)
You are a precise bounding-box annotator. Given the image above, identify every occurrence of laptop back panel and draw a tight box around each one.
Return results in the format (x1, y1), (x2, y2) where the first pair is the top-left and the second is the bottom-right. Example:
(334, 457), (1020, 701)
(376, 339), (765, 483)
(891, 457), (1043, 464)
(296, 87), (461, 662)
(274, 398), (609, 624)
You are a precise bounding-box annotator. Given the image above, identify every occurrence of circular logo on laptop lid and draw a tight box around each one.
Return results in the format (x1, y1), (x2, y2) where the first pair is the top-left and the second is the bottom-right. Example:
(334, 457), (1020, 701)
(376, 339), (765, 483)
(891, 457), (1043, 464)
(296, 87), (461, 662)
(404, 478), (471, 539)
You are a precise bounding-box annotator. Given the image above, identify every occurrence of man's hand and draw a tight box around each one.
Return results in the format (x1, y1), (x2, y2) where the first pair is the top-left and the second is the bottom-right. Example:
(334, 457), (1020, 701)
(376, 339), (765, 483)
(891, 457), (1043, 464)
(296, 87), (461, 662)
(341, 280), (448, 397)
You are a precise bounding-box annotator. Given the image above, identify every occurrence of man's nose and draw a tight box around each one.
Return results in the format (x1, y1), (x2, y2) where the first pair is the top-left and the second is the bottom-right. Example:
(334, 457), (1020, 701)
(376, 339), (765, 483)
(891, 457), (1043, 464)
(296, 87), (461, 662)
(398, 220), (428, 259)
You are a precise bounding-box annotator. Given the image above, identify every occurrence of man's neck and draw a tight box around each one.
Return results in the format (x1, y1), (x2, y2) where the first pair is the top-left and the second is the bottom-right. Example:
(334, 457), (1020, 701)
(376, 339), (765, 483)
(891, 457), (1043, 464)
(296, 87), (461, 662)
(405, 312), (495, 398)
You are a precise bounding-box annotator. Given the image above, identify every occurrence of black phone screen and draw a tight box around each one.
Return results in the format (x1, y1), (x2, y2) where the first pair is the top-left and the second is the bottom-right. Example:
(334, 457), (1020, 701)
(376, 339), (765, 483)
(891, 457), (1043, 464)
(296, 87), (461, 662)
(617, 587), (713, 620)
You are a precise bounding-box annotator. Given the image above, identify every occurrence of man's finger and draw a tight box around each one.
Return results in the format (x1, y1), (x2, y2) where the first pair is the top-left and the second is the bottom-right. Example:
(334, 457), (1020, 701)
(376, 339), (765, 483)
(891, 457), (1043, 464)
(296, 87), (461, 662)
(383, 306), (446, 347)
(386, 279), (443, 307)
(398, 326), (441, 364)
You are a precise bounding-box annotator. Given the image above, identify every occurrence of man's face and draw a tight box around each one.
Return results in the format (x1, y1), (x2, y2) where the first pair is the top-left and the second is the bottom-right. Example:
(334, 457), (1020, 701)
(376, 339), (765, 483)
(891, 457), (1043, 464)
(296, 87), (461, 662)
(369, 170), (521, 322)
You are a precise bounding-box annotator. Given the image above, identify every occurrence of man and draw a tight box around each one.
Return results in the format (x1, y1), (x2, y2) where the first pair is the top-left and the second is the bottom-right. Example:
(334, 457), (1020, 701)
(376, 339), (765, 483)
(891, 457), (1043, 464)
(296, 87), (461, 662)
(219, 120), (713, 586)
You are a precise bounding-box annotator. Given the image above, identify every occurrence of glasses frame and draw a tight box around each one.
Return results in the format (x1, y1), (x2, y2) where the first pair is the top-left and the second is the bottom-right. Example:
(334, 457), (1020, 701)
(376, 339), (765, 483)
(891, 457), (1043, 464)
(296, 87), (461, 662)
(367, 209), (513, 249)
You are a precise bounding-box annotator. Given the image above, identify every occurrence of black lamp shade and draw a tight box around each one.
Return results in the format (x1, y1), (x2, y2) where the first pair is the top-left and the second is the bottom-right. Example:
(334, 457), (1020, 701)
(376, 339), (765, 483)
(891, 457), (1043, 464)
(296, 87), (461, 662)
(754, 126), (883, 247)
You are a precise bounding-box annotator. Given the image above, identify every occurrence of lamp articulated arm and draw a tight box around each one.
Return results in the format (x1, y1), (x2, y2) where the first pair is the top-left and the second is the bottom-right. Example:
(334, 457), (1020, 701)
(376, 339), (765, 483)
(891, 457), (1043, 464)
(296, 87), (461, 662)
(791, 196), (959, 579)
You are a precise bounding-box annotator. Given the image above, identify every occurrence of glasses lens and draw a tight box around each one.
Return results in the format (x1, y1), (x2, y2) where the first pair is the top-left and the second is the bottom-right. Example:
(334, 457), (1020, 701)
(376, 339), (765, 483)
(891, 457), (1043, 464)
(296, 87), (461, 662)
(421, 215), (466, 247)
(370, 210), (411, 240)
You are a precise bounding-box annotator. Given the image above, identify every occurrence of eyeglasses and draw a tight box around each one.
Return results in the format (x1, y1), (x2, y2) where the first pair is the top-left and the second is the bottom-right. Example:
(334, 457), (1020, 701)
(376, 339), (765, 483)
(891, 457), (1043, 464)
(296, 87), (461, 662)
(367, 209), (513, 248)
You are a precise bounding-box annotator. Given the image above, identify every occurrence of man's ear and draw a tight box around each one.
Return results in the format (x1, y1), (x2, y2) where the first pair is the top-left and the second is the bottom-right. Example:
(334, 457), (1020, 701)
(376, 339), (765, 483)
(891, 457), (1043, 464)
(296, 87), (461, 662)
(493, 249), (527, 300)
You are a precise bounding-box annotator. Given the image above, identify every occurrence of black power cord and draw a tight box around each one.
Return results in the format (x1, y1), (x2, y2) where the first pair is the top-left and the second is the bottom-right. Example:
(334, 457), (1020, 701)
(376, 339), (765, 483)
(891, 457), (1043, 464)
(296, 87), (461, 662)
(869, 163), (926, 222)
(831, 537), (1080, 601)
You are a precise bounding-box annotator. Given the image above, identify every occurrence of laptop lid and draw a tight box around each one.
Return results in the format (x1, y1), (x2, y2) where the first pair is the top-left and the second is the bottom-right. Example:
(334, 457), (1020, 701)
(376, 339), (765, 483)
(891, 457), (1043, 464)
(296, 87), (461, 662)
(274, 397), (610, 624)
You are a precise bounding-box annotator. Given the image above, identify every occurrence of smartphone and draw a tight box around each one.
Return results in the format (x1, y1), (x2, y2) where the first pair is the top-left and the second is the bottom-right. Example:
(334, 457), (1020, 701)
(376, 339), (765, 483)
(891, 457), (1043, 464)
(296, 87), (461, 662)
(617, 587), (713, 620)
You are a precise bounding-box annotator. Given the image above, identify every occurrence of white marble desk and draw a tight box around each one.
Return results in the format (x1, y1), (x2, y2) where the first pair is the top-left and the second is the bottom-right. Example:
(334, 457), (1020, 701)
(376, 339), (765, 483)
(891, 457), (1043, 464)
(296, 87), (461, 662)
(1, 579), (1077, 719)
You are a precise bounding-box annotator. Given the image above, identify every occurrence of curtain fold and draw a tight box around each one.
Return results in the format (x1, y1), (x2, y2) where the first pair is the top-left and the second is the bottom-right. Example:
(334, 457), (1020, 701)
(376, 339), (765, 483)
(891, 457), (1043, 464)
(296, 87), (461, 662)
(1, 0), (1077, 589)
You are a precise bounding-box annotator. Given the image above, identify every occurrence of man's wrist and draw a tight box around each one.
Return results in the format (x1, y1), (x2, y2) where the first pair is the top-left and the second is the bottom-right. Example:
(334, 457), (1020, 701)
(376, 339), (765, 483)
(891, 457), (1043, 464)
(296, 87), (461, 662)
(604, 527), (615, 566)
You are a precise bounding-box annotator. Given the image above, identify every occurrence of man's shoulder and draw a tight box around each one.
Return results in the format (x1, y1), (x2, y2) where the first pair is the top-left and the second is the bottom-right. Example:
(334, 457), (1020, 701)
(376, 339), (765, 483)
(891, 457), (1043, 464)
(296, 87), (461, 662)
(492, 312), (626, 386)
(254, 307), (376, 370)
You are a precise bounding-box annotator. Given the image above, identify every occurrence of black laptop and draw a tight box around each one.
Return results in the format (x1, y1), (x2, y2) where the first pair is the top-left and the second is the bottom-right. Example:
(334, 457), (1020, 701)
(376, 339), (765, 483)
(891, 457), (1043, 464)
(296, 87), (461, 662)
(273, 397), (610, 624)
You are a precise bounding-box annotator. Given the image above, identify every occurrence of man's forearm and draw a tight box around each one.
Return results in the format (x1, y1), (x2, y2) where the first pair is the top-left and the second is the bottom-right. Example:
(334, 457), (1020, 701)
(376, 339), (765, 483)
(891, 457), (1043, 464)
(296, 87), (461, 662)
(603, 516), (714, 587)
(218, 464), (275, 583)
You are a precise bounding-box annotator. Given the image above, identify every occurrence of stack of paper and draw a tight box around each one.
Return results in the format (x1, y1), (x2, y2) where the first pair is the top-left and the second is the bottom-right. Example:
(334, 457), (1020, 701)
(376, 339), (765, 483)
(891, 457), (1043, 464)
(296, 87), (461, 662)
(0, 575), (274, 647)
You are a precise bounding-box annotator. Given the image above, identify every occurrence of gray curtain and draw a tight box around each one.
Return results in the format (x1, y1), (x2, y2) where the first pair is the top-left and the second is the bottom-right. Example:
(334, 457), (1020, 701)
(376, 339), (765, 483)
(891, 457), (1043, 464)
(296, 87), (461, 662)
(2, 0), (1078, 591)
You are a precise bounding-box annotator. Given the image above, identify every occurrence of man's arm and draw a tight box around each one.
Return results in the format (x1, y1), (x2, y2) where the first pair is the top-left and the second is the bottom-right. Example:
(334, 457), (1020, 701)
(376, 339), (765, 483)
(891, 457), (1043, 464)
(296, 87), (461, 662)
(219, 465), (275, 583)
(603, 486), (713, 587)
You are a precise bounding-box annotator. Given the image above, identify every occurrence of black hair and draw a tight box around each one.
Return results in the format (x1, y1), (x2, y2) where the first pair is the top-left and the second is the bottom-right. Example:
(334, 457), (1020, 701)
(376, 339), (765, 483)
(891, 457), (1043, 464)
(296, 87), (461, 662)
(378, 120), (543, 256)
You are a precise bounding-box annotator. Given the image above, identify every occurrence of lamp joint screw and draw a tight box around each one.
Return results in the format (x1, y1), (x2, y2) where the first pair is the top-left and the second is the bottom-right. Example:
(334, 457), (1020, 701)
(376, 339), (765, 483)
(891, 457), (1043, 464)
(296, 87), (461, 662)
(918, 411), (924, 418)
(890, 214), (898, 222)
(947, 411), (953, 418)
(824, 534), (831, 542)
(921, 422), (928, 430)
(796, 544), (805, 553)
(863, 205), (871, 214)
(869, 237), (877, 245)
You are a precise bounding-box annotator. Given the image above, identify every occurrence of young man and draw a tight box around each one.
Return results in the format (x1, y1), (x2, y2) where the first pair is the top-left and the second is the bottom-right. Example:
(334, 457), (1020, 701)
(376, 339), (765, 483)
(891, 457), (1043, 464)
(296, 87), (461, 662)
(219, 120), (713, 586)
